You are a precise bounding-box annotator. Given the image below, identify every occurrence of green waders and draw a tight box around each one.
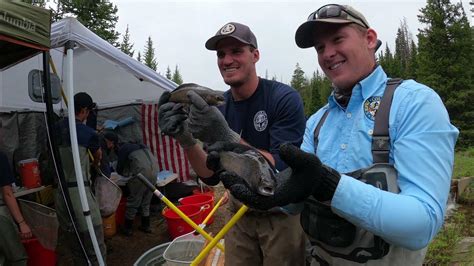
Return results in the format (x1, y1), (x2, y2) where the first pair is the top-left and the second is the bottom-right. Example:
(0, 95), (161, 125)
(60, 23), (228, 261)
(54, 146), (106, 265)
(0, 200), (28, 266)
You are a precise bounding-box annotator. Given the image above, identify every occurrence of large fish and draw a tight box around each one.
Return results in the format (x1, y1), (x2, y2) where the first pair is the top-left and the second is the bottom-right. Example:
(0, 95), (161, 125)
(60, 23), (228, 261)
(218, 149), (276, 196)
(168, 83), (225, 106)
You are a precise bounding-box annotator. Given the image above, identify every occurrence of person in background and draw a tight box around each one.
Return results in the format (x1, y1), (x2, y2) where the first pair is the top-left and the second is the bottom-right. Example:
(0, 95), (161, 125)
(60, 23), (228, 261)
(158, 22), (307, 265)
(54, 92), (106, 265)
(211, 4), (459, 265)
(103, 131), (159, 236)
(0, 120), (31, 265)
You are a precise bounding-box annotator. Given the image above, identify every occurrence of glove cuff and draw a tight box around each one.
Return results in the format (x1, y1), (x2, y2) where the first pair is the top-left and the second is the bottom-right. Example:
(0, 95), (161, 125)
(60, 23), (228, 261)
(228, 130), (241, 143)
(313, 166), (341, 202)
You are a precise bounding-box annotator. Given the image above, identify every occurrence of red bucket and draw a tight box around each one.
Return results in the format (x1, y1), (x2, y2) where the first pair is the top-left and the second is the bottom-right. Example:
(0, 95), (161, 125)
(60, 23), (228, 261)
(192, 187), (214, 198)
(22, 237), (57, 266)
(115, 197), (127, 226)
(179, 194), (215, 225)
(162, 205), (202, 239)
(18, 159), (41, 189)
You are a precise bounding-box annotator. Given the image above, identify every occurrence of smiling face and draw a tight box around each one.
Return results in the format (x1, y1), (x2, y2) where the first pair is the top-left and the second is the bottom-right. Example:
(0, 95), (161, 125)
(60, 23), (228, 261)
(313, 23), (377, 91)
(215, 37), (259, 89)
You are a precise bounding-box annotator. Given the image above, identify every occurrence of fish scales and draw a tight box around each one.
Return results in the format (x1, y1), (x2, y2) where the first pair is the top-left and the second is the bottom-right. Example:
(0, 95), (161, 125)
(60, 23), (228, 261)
(168, 83), (225, 106)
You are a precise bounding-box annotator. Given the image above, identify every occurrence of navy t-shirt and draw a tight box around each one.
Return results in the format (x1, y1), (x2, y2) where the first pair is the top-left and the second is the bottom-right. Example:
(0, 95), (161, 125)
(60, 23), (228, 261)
(218, 78), (306, 171)
(0, 152), (15, 187)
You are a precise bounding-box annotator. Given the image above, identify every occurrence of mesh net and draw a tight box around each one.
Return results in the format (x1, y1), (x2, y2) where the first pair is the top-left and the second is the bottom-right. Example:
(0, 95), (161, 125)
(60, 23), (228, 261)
(94, 174), (122, 217)
(163, 234), (206, 265)
(18, 199), (58, 251)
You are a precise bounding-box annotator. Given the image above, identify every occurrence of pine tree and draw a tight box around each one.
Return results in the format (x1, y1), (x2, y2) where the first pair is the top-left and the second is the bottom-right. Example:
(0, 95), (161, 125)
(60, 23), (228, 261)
(120, 25), (135, 57)
(53, 0), (120, 47)
(417, 0), (474, 147)
(137, 52), (142, 62)
(290, 63), (308, 95)
(143, 37), (157, 71)
(165, 66), (172, 80)
(172, 65), (183, 85)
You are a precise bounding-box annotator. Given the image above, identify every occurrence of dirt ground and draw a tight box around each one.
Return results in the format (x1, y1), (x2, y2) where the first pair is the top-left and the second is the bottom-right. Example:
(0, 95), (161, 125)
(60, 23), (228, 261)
(106, 184), (228, 265)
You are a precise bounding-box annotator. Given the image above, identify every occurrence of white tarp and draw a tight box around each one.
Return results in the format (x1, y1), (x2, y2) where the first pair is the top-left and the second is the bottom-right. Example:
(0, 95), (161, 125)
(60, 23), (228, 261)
(0, 17), (176, 111)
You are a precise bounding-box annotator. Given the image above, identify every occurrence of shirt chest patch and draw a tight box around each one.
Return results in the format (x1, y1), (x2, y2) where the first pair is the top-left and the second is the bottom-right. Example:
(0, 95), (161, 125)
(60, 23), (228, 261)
(363, 96), (381, 121)
(253, 110), (268, 132)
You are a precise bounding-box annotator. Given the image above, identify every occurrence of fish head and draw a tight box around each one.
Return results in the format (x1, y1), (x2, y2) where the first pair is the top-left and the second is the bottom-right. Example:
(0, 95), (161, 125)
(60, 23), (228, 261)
(255, 154), (276, 196)
(204, 92), (225, 106)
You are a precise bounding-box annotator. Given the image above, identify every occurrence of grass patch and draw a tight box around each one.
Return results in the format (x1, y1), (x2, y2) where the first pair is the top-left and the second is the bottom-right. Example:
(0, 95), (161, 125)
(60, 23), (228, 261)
(425, 212), (467, 264)
(453, 147), (474, 179)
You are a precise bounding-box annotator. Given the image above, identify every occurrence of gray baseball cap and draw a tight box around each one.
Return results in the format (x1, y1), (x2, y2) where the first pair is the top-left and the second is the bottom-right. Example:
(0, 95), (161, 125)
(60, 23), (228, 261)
(205, 22), (258, 50)
(295, 4), (370, 48)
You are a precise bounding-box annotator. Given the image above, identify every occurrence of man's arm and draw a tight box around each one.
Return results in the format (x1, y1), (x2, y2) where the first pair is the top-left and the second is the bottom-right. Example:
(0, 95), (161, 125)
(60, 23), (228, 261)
(1, 185), (32, 239)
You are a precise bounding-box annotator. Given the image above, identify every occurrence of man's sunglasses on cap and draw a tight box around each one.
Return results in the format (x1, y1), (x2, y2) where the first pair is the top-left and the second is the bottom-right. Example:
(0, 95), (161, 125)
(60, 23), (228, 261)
(307, 4), (369, 29)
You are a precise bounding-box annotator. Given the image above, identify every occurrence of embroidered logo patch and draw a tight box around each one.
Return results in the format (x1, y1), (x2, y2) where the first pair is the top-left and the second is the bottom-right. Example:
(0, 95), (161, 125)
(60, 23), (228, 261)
(363, 96), (381, 121)
(220, 23), (235, 35)
(254, 110), (268, 132)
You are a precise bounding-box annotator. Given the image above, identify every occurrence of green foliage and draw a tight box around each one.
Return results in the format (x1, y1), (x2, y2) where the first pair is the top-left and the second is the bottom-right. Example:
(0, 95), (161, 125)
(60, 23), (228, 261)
(120, 25), (134, 57)
(416, 0), (474, 149)
(53, 0), (120, 47)
(290, 63), (307, 95)
(453, 147), (474, 178)
(136, 51), (141, 63)
(172, 65), (183, 85)
(425, 211), (467, 264)
(165, 66), (172, 80)
(143, 36), (157, 71)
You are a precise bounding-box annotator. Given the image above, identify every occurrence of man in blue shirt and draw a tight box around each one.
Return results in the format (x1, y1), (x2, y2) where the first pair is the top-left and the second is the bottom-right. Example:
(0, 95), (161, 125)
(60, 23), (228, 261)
(158, 22), (307, 265)
(210, 4), (459, 265)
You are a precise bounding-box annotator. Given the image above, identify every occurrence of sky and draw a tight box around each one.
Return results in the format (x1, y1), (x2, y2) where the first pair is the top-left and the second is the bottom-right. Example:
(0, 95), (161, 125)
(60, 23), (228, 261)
(111, 0), (473, 91)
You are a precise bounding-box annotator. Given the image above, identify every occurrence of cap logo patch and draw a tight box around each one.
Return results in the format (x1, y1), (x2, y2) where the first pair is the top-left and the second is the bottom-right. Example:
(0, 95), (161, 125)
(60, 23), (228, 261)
(220, 23), (235, 35)
(363, 96), (381, 121)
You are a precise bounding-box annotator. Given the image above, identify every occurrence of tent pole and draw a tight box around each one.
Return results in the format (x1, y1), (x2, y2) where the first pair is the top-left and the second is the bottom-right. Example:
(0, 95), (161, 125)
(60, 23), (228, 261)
(64, 41), (105, 266)
(42, 50), (90, 262)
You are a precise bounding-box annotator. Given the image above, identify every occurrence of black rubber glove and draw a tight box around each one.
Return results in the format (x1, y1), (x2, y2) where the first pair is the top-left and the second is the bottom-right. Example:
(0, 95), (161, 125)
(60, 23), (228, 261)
(158, 91), (197, 148)
(187, 91), (240, 144)
(213, 143), (341, 210)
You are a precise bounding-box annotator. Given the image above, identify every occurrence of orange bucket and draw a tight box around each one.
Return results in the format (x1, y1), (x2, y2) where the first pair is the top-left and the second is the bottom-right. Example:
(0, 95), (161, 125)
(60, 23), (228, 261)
(162, 204), (202, 239)
(103, 213), (117, 238)
(18, 159), (41, 189)
(179, 194), (215, 225)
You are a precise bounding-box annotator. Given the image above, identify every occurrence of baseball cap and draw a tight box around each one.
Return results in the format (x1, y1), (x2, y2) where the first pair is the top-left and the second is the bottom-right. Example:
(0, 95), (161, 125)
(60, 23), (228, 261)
(74, 92), (95, 111)
(205, 22), (258, 50)
(295, 4), (370, 48)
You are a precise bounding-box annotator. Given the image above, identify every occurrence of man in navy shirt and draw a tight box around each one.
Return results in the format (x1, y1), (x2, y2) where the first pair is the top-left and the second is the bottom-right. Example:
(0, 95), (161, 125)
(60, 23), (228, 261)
(159, 22), (307, 265)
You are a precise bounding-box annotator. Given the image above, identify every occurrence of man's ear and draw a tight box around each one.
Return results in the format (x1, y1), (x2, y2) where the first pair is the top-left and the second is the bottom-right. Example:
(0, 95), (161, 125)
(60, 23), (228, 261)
(366, 29), (378, 51)
(253, 48), (260, 63)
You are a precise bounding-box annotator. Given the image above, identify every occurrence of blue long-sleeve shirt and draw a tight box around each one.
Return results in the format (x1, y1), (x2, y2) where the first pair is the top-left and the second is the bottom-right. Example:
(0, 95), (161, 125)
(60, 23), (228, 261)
(301, 66), (458, 250)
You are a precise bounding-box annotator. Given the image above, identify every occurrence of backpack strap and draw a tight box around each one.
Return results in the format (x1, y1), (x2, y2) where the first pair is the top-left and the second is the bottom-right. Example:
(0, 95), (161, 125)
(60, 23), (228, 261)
(313, 110), (329, 151)
(372, 78), (403, 163)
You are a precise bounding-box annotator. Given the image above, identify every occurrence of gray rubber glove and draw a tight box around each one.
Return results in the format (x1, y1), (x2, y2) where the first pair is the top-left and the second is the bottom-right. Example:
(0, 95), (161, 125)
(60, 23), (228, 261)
(158, 91), (197, 148)
(213, 143), (341, 210)
(187, 91), (240, 144)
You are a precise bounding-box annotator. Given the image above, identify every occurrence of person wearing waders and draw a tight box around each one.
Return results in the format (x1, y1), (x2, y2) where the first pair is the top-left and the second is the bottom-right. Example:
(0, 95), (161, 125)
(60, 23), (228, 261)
(158, 22), (307, 265)
(0, 120), (32, 266)
(54, 92), (106, 265)
(208, 4), (459, 265)
(103, 131), (159, 236)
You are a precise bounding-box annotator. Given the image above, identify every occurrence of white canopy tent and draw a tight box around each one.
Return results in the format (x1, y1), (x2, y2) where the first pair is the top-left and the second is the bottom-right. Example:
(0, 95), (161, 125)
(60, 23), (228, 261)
(0, 17), (176, 112)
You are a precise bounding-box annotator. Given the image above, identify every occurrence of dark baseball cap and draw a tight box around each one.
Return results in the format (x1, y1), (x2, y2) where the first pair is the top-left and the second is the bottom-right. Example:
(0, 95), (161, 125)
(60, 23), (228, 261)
(74, 92), (95, 110)
(205, 22), (258, 50)
(295, 4), (370, 48)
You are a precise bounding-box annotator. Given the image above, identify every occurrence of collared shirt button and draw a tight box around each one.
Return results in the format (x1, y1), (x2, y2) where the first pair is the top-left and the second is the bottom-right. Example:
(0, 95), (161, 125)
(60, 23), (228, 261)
(346, 113), (352, 118)
(368, 129), (373, 135)
(340, 143), (347, 149)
